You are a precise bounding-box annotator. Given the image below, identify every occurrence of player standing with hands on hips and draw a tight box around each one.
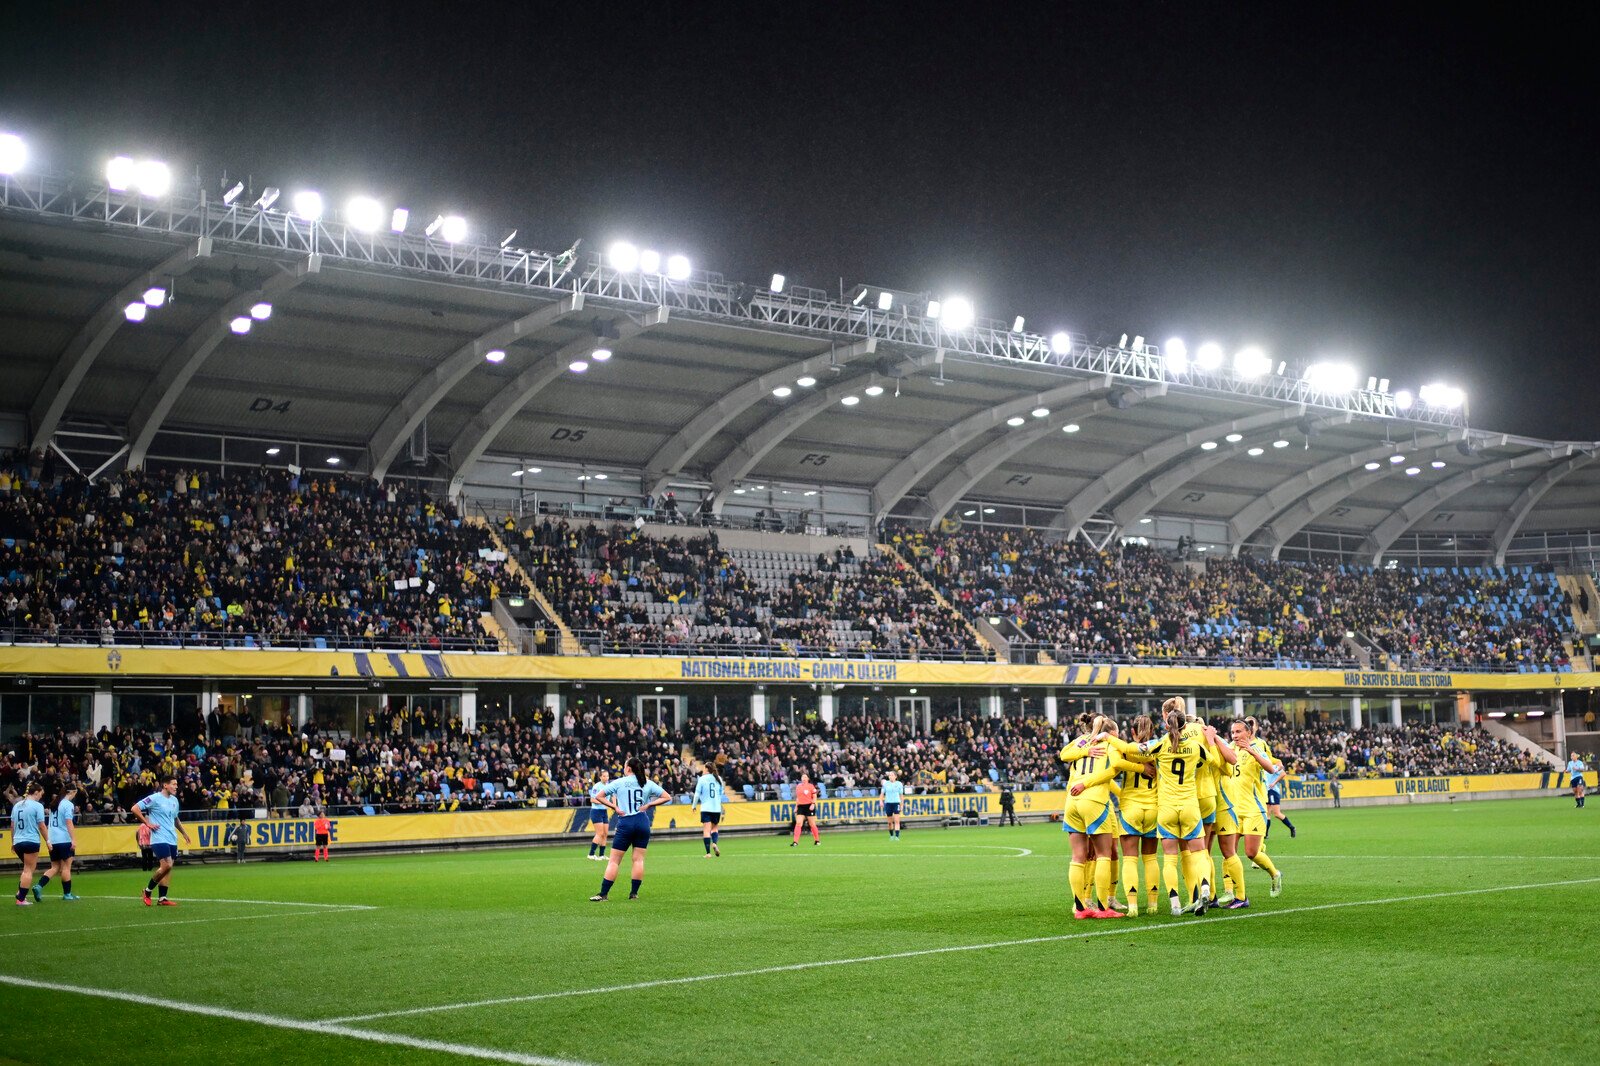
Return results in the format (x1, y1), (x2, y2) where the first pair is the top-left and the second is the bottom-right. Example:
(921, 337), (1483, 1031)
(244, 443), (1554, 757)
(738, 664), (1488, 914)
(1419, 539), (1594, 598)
(1569, 754), (1588, 808)
(134, 776), (191, 906)
(589, 757), (670, 901)
(882, 771), (905, 839)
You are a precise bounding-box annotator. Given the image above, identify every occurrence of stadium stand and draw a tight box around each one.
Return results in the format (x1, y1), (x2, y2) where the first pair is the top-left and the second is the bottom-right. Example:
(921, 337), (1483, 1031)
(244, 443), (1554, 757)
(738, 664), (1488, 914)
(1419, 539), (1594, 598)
(0, 458), (525, 650)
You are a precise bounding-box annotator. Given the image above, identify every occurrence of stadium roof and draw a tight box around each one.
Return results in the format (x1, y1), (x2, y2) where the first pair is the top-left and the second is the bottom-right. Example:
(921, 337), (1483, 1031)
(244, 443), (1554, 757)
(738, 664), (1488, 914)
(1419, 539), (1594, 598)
(2, 171), (1598, 563)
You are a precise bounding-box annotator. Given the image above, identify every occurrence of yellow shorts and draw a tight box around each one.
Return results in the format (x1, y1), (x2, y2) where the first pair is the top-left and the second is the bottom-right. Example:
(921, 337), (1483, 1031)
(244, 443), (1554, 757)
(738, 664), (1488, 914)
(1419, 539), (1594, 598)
(1157, 801), (1202, 841)
(1199, 793), (1217, 824)
(1213, 793), (1242, 835)
(1066, 796), (1114, 835)
(1116, 801), (1157, 839)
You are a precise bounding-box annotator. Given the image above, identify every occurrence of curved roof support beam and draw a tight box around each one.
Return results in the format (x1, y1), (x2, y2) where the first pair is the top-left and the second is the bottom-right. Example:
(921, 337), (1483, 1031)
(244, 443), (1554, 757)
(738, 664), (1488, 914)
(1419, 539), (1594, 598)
(643, 337), (877, 497)
(707, 351), (943, 513)
(447, 307), (669, 497)
(31, 238), (213, 449)
(1256, 440), (1468, 559)
(370, 293), (584, 482)
(1050, 405), (1312, 536)
(1362, 446), (1576, 564)
(1488, 452), (1596, 566)
(127, 255), (320, 470)
(923, 384), (1168, 527)
(1111, 413), (1353, 529)
(1225, 429), (1462, 552)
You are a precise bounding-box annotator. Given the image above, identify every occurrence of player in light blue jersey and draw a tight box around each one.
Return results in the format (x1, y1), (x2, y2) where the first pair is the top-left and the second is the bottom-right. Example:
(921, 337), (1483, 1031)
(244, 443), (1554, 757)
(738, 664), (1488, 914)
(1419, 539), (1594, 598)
(589, 757), (670, 901)
(882, 771), (906, 839)
(692, 762), (726, 857)
(37, 784), (81, 900)
(1568, 755), (1588, 808)
(10, 781), (47, 907)
(134, 776), (191, 907)
(1264, 767), (1296, 838)
(586, 769), (612, 860)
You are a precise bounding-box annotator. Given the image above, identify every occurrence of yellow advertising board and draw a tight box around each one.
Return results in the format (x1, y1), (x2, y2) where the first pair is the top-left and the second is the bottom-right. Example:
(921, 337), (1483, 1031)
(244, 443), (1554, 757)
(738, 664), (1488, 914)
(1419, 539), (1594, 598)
(0, 645), (1591, 692)
(1280, 771), (1563, 802)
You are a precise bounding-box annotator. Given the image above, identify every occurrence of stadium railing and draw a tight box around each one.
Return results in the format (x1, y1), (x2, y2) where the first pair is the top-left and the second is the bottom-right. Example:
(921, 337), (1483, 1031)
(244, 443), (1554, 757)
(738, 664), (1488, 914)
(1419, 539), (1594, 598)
(0, 626), (501, 653)
(570, 629), (992, 661)
(1003, 643), (1361, 669)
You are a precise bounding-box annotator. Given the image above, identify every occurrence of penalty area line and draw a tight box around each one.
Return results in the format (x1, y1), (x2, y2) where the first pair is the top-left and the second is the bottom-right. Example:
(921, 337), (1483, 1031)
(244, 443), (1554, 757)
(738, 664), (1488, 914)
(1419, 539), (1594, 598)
(0, 906), (371, 940)
(0, 974), (595, 1066)
(74, 895), (380, 910)
(326, 875), (1600, 1024)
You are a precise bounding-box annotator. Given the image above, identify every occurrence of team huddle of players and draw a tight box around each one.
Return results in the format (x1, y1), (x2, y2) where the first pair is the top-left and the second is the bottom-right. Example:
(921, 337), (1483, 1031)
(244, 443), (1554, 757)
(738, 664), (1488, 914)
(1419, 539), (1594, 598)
(1061, 696), (1285, 918)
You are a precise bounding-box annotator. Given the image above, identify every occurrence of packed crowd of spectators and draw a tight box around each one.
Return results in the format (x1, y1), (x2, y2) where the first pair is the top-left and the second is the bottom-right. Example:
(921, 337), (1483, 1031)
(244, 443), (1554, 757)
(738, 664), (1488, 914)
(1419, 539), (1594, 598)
(0, 454), (524, 650)
(518, 519), (983, 658)
(1270, 722), (1546, 778)
(3, 706), (1551, 821)
(890, 525), (1576, 671)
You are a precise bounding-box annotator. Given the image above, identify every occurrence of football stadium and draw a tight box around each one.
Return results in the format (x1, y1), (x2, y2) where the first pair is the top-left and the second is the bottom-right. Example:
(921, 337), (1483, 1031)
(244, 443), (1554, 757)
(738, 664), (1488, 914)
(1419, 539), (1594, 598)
(3, 20), (1600, 1063)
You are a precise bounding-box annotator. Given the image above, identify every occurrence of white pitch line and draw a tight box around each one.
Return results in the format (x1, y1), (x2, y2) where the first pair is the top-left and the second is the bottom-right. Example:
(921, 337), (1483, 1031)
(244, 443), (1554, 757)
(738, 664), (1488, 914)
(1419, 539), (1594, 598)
(325, 875), (1600, 1024)
(74, 895), (380, 909)
(0, 906), (369, 941)
(1249, 855), (1600, 861)
(0, 974), (593, 1066)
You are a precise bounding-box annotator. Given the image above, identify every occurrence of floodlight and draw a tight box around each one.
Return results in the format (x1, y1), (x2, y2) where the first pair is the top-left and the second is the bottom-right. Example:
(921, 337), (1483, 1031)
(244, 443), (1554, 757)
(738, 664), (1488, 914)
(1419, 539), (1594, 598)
(941, 297), (974, 330)
(1366, 376), (1378, 391)
(865, 384), (885, 397)
(1225, 432), (1243, 443)
(1132, 335), (1145, 350)
(1418, 382), (1465, 409)
(1390, 454), (1406, 464)
(500, 229), (518, 248)
(345, 195), (383, 232)
(440, 215), (468, 243)
(926, 300), (942, 320)
(1378, 378), (1390, 392)
(1394, 389), (1415, 410)
(772, 386), (792, 398)
(1012, 315), (1025, 332)
(1062, 423), (1080, 433)
(390, 208), (409, 232)
(879, 291), (894, 311)
(1431, 460), (1446, 469)
(230, 316), (252, 334)
(1120, 334), (1130, 348)
(983, 508), (995, 515)
(1196, 342), (1224, 370)
(1201, 441), (1218, 451)
(134, 160), (171, 197)
(852, 288), (868, 306)
(222, 181), (244, 205)
(255, 187), (280, 210)
(590, 347), (612, 362)
(1276, 361), (1287, 375)
(1051, 332), (1072, 355)
(1248, 447), (1265, 456)
(1304, 361), (1359, 393)
(485, 349), (506, 364)
(0, 133), (26, 175)
(796, 376), (817, 388)
(1405, 467), (1420, 476)
(608, 241), (639, 271)
(1165, 338), (1189, 374)
(124, 302), (147, 322)
(106, 156), (137, 191)
(770, 273), (786, 293)
(569, 360), (589, 373)
(512, 469), (525, 477)
(326, 456), (341, 465)
(666, 254), (691, 280)
(841, 395), (861, 406)
(1272, 439), (1289, 448)
(1233, 346), (1271, 377)
(594, 474), (608, 480)
(142, 287), (166, 308)
(249, 302), (272, 320)
(265, 447), (281, 456)
(639, 248), (662, 273)
(291, 190), (323, 221)
(1364, 461), (1381, 470)
(1006, 416), (1026, 427)
(1031, 407), (1049, 418)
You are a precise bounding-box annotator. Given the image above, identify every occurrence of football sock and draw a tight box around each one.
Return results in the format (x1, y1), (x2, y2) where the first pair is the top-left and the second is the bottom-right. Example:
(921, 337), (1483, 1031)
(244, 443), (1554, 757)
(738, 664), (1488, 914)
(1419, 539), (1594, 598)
(37, 874), (49, 889)
(711, 831), (719, 845)
(158, 885), (168, 899)
(1224, 855), (1247, 899)
(810, 823), (820, 841)
(1121, 855), (1140, 900)
(1069, 860), (1088, 909)
(1253, 849), (1280, 878)
(598, 877), (614, 898)
(792, 824), (801, 842)
(1143, 855), (1160, 901)
(1280, 817), (1296, 832)
(1265, 820), (1271, 839)
(1094, 857), (1113, 908)
(1212, 856), (1223, 891)
(14, 888), (23, 902)
(630, 879), (642, 897)
(1162, 855), (1182, 896)
(62, 879), (71, 896)
(587, 843), (596, 857)
(704, 838), (711, 853)
(146, 878), (157, 892)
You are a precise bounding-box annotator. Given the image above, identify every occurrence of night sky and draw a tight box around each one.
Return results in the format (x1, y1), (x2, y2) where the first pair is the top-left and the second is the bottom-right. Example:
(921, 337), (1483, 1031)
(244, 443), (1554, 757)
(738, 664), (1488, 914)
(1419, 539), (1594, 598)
(3, 4), (1595, 441)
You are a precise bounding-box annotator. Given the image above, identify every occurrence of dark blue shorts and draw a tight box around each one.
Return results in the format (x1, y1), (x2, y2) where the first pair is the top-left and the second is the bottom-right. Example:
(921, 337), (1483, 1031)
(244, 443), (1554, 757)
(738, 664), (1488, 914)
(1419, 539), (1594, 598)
(152, 843), (179, 861)
(1267, 790), (1282, 806)
(611, 818), (651, 851)
(590, 807), (610, 823)
(11, 842), (39, 857)
(884, 803), (901, 816)
(700, 811), (721, 825)
(1573, 776), (1587, 788)
(49, 842), (74, 861)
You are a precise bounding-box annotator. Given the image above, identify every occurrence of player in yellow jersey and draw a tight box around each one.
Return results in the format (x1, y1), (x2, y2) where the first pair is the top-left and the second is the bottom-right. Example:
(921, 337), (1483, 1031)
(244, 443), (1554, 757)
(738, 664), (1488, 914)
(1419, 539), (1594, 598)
(1211, 727), (1251, 908)
(1058, 713), (1097, 917)
(1138, 698), (1219, 916)
(1110, 715), (1161, 916)
(1230, 716), (1285, 898)
(1061, 716), (1143, 919)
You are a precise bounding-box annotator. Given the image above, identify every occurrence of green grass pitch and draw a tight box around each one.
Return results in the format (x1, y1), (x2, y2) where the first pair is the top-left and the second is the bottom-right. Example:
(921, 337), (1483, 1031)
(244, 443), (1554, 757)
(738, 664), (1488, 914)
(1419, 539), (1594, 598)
(2, 798), (1597, 1065)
